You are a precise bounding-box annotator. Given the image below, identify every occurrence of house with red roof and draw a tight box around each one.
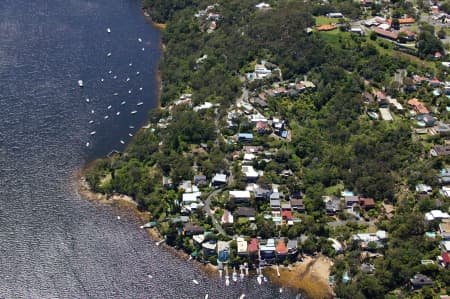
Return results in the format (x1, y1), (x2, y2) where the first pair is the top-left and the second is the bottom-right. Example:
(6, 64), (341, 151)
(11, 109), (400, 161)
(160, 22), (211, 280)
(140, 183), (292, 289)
(408, 98), (430, 114)
(276, 239), (288, 256)
(442, 253), (450, 268)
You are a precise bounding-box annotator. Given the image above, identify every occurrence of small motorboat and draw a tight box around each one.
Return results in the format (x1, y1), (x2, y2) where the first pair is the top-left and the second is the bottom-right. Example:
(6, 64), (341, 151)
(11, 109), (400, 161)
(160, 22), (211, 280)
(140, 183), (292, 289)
(106, 28), (111, 33)
(129, 63), (133, 67)
(107, 52), (112, 57)
(78, 80), (84, 87)
(139, 87), (143, 91)
(131, 110), (137, 114)
(138, 38), (142, 43)
(117, 216), (121, 220)
(239, 295), (246, 299)
(225, 276), (230, 286)
(232, 268), (238, 282)
(128, 90), (132, 94)
(147, 274), (153, 279)
(136, 71), (140, 75)
(257, 275), (262, 285)
(279, 288), (283, 293)
(89, 120), (94, 124)
(85, 98), (90, 103)
(120, 140), (125, 144)
(128, 133), (133, 137)
(86, 142), (90, 147)
(90, 131), (96, 135)
(121, 101), (126, 105)
(126, 77), (130, 82)
(192, 280), (199, 285)
(142, 47), (145, 51)
(108, 70), (112, 74)
(104, 115), (109, 119)
(263, 276), (267, 282)
(113, 92), (119, 96)
(113, 75), (117, 79)
(129, 125), (135, 129)
(107, 105), (112, 109)
(116, 112), (120, 116)
(91, 109), (95, 114)
(137, 102), (143, 106)
(100, 78), (104, 82)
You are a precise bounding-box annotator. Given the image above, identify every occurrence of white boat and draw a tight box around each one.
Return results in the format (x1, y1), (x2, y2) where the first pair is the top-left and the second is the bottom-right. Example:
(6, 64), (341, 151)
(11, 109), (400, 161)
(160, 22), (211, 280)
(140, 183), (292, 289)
(137, 102), (143, 106)
(192, 279), (199, 285)
(129, 63), (133, 67)
(257, 275), (262, 285)
(139, 87), (143, 91)
(90, 131), (96, 135)
(279, 288), (283, 293)
(107, 105), (112, 109)
(116, 112), (120, 116)
(129, 125), (135, 129)
(78, 80), (84, 87)
(126, 77), (130, 82)
(104, 115), (109, 119)
(239, 295), (246, 299)
(232, 269), (238, 282)
(108, 70), (112, 74)
(113, 92), (119, 96)
(142, 47), (145, 51)
(128, 90), (132, 94)
(147, 274), (153, 279)
(263, 276), (267, 282)
(86, 142), (90, 147)
(138, 38), (142, 43)
(120, 140), (125, 144)
(136, 71), (140, 75)
(128, 133), (133, 137)
(117, 216), (121, 220)
(89, 120), (94, 124)
(225, 275), (230, 286)
(85, 98), (90, 103)
(106, 28), (111, 33)
(204, 295), (208, 299)
(100, 78), (104, 82)
(131, 110), (137, 114)
(91, 109), (95, 114)
(121, 101), (126, 105)
(113, 75), (117, 79)
(107, 52), (112, 57)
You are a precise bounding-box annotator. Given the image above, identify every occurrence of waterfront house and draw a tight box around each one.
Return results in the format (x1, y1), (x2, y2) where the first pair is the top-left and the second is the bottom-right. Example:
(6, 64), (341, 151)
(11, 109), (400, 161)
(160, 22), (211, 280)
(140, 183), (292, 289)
(352, 230), (388, 249)
(202, 241), (217, 256)
(237, 237), (248, 255)
(260, 239), (276, 260)
(217, 241), (230, 263)
(287, 239), (298, 256)
(276, 239), (288, 258)
(410, 274), (433, 289)
(441, 253), (450, 268)
(184, 223), (204, 236)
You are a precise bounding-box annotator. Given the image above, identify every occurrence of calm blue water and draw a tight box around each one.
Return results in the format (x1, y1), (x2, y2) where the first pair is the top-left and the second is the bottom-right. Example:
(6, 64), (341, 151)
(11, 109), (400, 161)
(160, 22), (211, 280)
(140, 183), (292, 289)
(0, 0), (299, 298)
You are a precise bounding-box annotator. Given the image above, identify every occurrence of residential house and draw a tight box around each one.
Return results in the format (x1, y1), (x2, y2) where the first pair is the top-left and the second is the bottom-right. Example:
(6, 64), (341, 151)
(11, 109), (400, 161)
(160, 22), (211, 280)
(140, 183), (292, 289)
(276, 239), (288, 259)
(416, 114), (436, 127)
(327, 12), (344, 18)
(238, 133), (254, 142)
(254, 63), (272, 80)
(416, 184), (433, 194)
(373, 27), (398, 40)
(211, 173), (227, 186)
(162, 176), (173, 189)
(359, 197), (376, 210)
(439, 168), (450, 185)
(237, 237), (248, 255)
(408, 98), (430, 114)
(442, 240), (450, 252)
(287, 239), (298, 256)
(235, 207), (256, 220)
(242, 165), (260, 181)
(431, 145), (450, 157)
(202, 241), (217, 256)
(316, 24), (337, 31)
(361, 263), (376, 274)
(248, 238), (259, 257)
(430, 123), (450, 136)
(440, 222), (450, 240)
(221, 209), (234, 225)
(243, 145), (263, 153)
(410, 274), (433, 289)
(256, 121), (269, 134)
(345, 195), (360, 208)
(291, 199), (305, 212)
(255, 2), (271, 9)
(441, 253), (450, 268)
(324, 196), (342, 215)
(260, 239), (276, 259)
(183, 223), (204, 236)
(217, 241), (230, 263)
(194, 175), (207, 187)
(270, 199), (281, 210)
(425, 210), (450, 221)
(352, 230), (388, 248)
(229, 190), (251, 203)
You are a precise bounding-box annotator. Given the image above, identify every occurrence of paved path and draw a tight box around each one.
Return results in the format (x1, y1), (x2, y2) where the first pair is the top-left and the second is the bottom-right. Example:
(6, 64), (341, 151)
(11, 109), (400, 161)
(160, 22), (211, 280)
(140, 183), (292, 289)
(203, 188), (231, 237)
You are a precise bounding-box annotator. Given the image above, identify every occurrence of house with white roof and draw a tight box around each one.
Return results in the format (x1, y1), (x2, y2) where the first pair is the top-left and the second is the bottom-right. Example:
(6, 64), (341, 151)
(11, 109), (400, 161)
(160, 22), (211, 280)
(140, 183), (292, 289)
(229, 190), (251, 203)
(425, 210), (450, 221)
